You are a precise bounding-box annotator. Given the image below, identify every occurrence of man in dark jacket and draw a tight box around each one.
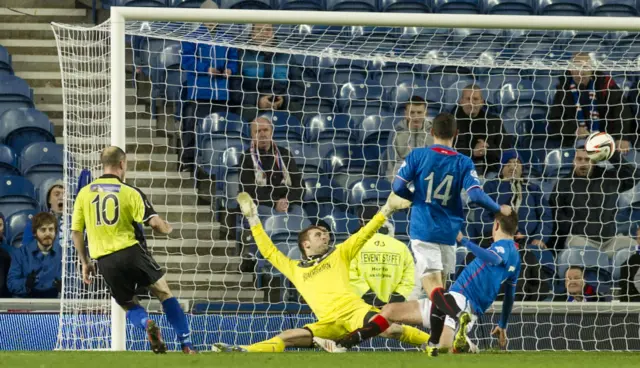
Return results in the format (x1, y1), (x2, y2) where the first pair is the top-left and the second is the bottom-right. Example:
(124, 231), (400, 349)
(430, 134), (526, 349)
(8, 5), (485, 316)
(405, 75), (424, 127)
(454, 84), (512, 176)
(548, 52), (635, 149)
(240, 116), (303, 213)
(553, 266), (604, 302)
(550, 144), (638, 255)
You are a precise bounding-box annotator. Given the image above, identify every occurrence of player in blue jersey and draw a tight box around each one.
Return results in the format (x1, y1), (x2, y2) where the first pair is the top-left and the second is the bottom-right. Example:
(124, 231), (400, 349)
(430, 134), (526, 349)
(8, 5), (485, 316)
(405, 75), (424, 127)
(423, 210), (521, 356)
(392, 112), (511, 325)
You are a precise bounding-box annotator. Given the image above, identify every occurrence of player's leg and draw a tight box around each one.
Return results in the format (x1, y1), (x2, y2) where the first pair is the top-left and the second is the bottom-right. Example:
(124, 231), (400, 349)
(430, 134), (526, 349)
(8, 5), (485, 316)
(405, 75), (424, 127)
(427, 245), (463, 320)
(411, 240), (445, 297)
(333, 309), (391, 349)
(237, 328), (313, 352)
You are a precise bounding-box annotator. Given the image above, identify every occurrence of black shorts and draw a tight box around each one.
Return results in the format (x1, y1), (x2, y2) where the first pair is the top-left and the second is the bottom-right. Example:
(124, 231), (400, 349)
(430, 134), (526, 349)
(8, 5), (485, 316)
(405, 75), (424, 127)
(97, 244), (164, 307)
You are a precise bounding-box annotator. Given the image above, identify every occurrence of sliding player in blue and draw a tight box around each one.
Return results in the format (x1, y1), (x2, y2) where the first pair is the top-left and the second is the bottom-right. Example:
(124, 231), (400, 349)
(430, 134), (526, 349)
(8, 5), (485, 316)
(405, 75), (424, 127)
(391, 112), (512, 330)
(423, 210), (521, 356)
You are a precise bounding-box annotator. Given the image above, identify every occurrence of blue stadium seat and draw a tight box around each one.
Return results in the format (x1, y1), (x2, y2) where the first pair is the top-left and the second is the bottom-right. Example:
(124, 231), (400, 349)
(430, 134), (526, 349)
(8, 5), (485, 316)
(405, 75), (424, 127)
(322, 145), (368, 175)
(318, 57), (368, 87)
(0, 176), (38, 217)
(276, 0), (325, 9)
(337, 80), (385, 115)
(196, 112), (248, 177)
(219, 171), (241, 211)
(290, 144), (323, 174)
(169, 0), (207, 6)
(348, 177), (392, 208)
(543, 148), (575, 178)
(0, 76), (34, 117)
(0, 45), (12, 76)
(114, 0), (168, 6)
(320, 210), (360, 243)
(484, 0), (535, 14)
(537, 0), (587, 16)
(258, 111), (303, 142)
(0, 144), (19, 177)
(303, 113), (354, 145)
(264, 213), (312, 243)
(154, 43), (184, 103)
(326, 0), (377, 11)
(558, 245), (612, 294)
(380, 0), (431, 12)
(389, 78), (441, 107)
(588, 0), (638, 17)
(219, 0), (273, 8)
(302, 175), (341, 220)
(0, 108), (55, 154)
(497, 80), (549, 122)
(4, 209), (37, 248)
(20, 143), (64, 189)
(612, 247), (636, 281)
(528, 244), (556, 277)
(391, 210), (409, 242)
(433, 0), (481, 13)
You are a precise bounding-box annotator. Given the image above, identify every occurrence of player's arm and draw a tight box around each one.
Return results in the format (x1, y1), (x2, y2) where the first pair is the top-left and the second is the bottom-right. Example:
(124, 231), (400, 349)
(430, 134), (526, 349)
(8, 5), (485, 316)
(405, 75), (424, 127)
(339, 193), (411, 262)
(132, 188), (172, 235)
(456, 233), (503, 266)
(391, 151), (416, 201)
(237, 192), (295, 277)
(463, 160), (509, 216)
(70, 193), (90, 266)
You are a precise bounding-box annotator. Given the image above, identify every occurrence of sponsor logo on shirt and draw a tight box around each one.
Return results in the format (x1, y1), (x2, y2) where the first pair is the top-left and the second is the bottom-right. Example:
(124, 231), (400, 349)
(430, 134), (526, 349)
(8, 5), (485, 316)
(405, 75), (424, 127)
(302, 262), (332, 282)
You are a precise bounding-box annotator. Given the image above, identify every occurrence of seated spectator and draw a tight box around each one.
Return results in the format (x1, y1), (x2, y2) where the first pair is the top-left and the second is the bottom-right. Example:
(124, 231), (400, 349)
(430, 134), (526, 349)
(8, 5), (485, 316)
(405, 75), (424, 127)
(240, 24), (299, 122)
(7, 212), (61, 298)
(240, 116), (303, 214)
(386, 96), (433, 182)
(454, 84), (512, 176)
(179, 0), (239, 173)
(0, 212), (10, 297)
(619, 228), (640, 302)
(550, 144), (639, 255)
(554, 266), (603, 302)
(349, 211), (414, 308)
(23, 180), (65, 246)
(549, 52), (635, 149)
(480, 150), (552, 250)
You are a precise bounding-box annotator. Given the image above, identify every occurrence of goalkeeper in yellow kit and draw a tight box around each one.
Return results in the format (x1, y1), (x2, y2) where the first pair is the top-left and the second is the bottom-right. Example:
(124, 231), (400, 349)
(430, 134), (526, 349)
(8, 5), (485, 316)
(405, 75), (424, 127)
(212, 192), (430, 353)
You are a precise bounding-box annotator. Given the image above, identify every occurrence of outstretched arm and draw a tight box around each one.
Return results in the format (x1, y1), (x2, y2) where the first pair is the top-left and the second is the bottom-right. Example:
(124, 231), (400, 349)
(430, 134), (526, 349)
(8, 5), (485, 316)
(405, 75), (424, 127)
(392, 176), (414, 201)
(500, 282), (516, 329)
(237, 193), (295, 278)
(340, 193), (411, 262)
(458, 235), (503, 266)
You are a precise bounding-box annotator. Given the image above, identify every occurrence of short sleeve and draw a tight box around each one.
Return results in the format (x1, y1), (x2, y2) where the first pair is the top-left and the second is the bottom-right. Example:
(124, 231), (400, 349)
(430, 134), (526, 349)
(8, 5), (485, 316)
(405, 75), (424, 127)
(71, 190), (86, 232)
(132, 188), (157, 223)
(396, 151), (416, 182)
(462, 158), (482, 191)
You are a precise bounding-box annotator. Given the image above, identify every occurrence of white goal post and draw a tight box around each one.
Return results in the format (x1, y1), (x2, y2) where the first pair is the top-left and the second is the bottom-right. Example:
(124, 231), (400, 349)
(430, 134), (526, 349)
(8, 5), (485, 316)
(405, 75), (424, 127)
(51, 6), (640, 352)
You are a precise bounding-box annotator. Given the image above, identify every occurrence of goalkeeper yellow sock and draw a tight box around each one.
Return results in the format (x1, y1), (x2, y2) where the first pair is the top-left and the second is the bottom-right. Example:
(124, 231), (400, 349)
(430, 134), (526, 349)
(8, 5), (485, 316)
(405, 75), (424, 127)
(242, 336), (286, 353)
(399, 325), (430, 346)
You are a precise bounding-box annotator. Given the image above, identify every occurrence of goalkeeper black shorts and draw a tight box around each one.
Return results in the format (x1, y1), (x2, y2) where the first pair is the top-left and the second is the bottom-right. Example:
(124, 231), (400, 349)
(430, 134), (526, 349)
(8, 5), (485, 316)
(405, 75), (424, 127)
(97, 244), (165, 307)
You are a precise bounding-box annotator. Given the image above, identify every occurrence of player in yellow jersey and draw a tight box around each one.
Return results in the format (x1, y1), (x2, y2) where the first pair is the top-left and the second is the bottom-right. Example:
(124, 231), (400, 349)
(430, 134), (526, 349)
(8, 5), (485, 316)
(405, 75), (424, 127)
(71, 146), (196, 354)
(212, 191), (431, 353)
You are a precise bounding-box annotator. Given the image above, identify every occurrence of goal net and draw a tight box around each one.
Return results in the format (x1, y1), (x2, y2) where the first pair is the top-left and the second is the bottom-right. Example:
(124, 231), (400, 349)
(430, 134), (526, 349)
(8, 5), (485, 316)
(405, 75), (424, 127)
(52, 9), (640, 352)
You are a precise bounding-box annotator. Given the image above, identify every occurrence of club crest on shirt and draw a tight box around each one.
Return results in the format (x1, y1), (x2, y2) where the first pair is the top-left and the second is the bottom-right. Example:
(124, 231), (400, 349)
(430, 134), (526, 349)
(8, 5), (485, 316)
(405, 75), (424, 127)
(495, 246), (505, 254)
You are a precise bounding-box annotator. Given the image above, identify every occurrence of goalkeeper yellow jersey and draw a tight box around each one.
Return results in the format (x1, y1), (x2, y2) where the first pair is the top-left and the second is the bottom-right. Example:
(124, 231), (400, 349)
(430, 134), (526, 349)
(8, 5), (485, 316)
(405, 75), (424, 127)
(250, 213), (387, 321)
(349, 233), (415, 303)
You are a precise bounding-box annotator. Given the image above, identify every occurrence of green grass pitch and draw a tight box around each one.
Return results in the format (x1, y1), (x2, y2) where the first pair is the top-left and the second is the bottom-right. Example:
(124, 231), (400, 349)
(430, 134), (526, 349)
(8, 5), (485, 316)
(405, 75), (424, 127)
(2, 351), (640, 368)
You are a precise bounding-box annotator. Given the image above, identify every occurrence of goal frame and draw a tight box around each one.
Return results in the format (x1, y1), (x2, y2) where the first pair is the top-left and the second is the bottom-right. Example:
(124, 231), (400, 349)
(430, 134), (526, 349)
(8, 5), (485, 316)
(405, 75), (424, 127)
(105, 6), (640, 351)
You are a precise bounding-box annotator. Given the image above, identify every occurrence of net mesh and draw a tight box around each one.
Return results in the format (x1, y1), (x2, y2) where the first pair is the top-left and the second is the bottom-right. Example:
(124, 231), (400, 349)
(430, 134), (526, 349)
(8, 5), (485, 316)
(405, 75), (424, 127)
(52, 17), (640, 352)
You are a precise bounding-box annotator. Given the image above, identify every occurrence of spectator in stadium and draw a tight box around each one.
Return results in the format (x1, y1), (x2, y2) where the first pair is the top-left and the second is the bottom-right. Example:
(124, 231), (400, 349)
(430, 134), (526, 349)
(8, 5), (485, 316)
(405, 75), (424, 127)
(619, 228), (640, 302)
(553, 266), (603, 302)
(549, 52), (635, 149)
(349, 209), (414, 308)
(454, 84), (512, 177)
(23, 180), (64, 247)
(0, 212), (11, 297)
(240, 116), (303, 214)
(178, 0), (239, 173)
(479, 150), (552, 249)
(386, 96), (433, 182)
(240, 23), (299, 122)
(7, 212), (62, 298)
(550, 143), (638, 255)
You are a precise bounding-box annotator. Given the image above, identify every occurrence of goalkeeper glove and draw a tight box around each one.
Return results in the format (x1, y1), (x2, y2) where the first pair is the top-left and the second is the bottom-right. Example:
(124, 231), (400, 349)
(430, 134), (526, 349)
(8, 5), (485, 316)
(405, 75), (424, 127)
(381, 192), (411, 217)
(237, 192), (260, 226)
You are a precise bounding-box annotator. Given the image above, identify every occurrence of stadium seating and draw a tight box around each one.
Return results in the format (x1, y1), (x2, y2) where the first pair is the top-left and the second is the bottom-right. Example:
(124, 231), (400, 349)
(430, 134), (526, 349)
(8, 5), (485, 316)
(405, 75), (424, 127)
(219, 0), (274, 9)
(433, 0), (482, 14)
(612, 247), (635, 281)
(196, 112), (248, 176)
(347, 177), (392, 209)
(558, 245), (612, 294)
(0, 144), (19, 177)
(301, 175), (338, 221)
(0, 45), (12, 76)
(543, 148), (575, 178)
(169, 0), (207, 6)
(326, 0), (378, 12)
(589, 0), (638, 17)
(276, 0), (326, 10)
(264, 213), (312, 243)
(0, 108), (55, 154)
(115, 0), (168, 6)
(537, 0), (588, 16)
(258, 111), (304, 142)
(320, 210), (360, 243)
(5, 209), (37, 248)
(484, 0), (535, 15)
(0, 76), (34, 117)
(20, 143), (64, 189)
(304, 113), (355, 146)
(380, 0), (432, 13)
(0, 176), (38, 218)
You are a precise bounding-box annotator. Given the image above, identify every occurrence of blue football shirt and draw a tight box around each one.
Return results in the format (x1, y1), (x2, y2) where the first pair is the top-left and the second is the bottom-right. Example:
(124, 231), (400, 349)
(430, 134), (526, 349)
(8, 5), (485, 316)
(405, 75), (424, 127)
(396, 144), (481, 245)
(450, 239), (521, 316)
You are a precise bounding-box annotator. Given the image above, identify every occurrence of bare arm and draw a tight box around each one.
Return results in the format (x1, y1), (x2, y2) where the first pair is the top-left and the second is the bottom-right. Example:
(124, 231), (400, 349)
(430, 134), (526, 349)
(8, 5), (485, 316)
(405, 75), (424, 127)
(72, 230), (90, 265)
(148, 216), (173, 235)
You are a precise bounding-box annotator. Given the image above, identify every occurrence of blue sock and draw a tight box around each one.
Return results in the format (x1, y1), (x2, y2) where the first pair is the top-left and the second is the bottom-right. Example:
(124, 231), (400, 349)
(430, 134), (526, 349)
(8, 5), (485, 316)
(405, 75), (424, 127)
(126, 305), (149, 331)
(161, 297), (191, 346)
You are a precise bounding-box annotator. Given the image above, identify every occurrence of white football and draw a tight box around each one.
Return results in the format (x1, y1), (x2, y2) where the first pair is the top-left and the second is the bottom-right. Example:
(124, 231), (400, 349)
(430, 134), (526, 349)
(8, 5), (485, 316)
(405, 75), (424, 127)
(585, 132), (616, 162)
